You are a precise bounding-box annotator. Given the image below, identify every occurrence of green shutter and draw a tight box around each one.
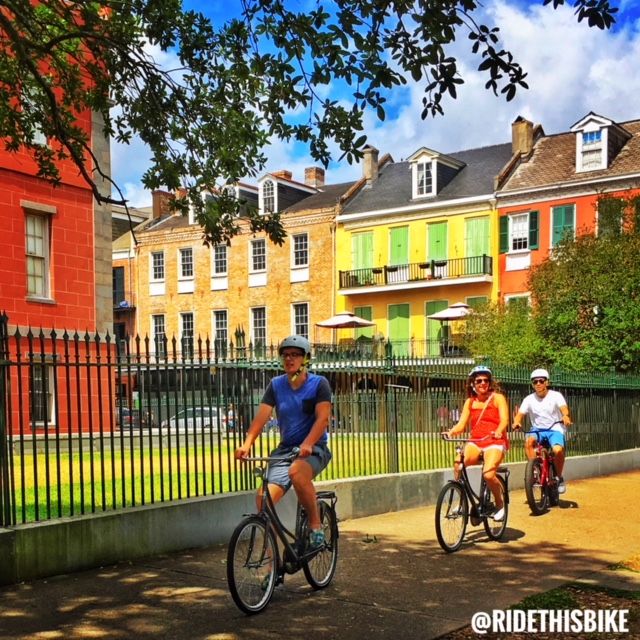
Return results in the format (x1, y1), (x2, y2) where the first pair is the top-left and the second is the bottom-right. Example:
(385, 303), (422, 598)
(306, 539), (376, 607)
(552, 205), (575, 246)
(354, 306), (373, 339)
(352, 232), (373, 269)
(465, 217), (489, 257)
(529, 211), (539, 250)
(426, 300), (448, 356)
(388, 303), (410, 356)
(389, 226), (409, 266)
(499, 216), (509, 253)
(428, 222), (447, 260)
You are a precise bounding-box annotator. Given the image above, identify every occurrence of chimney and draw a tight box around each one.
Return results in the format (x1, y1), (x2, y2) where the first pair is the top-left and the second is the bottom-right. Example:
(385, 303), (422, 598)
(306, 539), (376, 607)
(305, 166), (325, 188)
(511, 116), (534, 156)
(271, 170), (292, 181)
(152, 189), (173, 219)
(363, 145), (379, 185)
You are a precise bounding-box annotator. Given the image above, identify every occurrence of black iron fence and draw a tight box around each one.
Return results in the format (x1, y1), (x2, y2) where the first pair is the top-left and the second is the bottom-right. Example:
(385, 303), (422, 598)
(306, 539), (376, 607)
(1, 313), (639, 526)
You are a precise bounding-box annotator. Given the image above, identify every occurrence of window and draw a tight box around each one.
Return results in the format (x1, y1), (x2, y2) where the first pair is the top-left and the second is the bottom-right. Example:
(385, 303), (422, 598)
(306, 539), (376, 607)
(416, 161), (433, 196)
(153, 315), (166, 358)
(113, 267), (125, 306)
(262, 179), (275, 213)
(598, 197), (624, 237)
(25, 213), (49, 298)
(292, 233), (308, 267)
(151, 252), (165, 281)
(354, 306), (373, 340)
(251, 307), (267, 352)
(292, 303), (309, 338)
(213, 244), (227, 275)
(499, 212), (539, 253)
(466, 296), (488, 310)
(180, 312), (194, 359)
(179, 248), (194, 279)
(551, 205), (575, 246)
(251, 239), (266, 271)
(22, 85), (47, 146)
(578, 129), (604, 172)
(30, 364), (54, 427)
(213, 310), (228, 355)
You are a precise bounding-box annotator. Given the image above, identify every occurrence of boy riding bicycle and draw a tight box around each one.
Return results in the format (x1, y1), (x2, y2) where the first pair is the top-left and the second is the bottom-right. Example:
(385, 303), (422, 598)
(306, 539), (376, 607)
(513, 368), (572, 493)
(234, 335), (332, 547)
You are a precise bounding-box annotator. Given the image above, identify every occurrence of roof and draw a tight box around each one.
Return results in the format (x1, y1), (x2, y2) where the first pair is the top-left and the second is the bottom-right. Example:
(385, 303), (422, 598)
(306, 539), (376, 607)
(499, 119), (640, 193)
(342, 143), (513, 214)
(284, 181), (356, 213)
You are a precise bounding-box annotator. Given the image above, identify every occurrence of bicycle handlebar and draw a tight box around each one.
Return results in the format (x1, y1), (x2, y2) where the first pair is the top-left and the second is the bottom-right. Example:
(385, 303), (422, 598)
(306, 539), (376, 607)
(440, 433), (494, 444)
(240, 446), (301, 464)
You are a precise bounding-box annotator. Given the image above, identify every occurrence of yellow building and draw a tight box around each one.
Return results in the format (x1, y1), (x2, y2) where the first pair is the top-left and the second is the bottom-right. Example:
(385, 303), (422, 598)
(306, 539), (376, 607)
(335, 144), (512, 357)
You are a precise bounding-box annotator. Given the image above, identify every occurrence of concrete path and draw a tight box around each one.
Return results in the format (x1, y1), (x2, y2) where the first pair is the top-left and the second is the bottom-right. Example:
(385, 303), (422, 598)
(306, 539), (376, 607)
(1, 471), (639, 639)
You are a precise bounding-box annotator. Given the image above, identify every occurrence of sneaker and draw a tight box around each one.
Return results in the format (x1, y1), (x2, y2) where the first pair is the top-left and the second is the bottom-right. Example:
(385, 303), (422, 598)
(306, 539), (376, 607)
(309, 528), (325, 548)
(449, 505), (464, 517)
(557, 477), (566, 494)
(492, 507), (505, 522)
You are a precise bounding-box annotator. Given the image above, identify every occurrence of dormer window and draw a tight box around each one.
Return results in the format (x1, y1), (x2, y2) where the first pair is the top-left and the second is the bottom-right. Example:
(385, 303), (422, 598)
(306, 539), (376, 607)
(416, 161), (433, 196)
(580, 130), (604, 171)
(262, 179), (275, 214)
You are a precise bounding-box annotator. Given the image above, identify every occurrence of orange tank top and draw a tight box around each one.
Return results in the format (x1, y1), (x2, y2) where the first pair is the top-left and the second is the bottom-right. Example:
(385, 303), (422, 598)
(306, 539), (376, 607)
(469, 395), (508, 447)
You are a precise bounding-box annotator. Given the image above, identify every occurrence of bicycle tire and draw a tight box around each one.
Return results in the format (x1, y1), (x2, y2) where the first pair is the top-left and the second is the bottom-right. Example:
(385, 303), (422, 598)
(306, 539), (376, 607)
(524, 458), (548, 515)
(435, 481), (468, 553)
(548, 460), (560, 506)
(482, 476), (508, 540)
(227, 516), (277, 615)
(302, 501), (339, 589)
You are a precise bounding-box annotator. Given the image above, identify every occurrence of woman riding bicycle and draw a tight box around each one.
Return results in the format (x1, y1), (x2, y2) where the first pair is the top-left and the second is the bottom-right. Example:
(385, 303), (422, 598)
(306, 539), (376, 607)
(234, 335), (332, 547)
(444, 366), (509, 521)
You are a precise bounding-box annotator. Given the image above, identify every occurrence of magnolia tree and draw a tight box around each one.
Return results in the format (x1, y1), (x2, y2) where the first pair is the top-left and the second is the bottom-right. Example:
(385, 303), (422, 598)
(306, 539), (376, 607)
(0, 0), (617, 244)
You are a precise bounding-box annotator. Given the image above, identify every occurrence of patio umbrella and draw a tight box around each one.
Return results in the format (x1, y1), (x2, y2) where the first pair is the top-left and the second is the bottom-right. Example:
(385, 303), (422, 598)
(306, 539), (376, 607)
(316, 311), (375, 328)
(427, 302), (472, 321)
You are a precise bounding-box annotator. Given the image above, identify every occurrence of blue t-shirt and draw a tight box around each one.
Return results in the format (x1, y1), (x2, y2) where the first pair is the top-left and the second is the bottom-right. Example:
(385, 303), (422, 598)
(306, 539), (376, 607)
(261, 372), (332, 447)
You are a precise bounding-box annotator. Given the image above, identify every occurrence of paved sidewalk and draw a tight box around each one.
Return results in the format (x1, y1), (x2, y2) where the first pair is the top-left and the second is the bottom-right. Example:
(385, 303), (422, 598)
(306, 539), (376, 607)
(1, 471), (639, 639)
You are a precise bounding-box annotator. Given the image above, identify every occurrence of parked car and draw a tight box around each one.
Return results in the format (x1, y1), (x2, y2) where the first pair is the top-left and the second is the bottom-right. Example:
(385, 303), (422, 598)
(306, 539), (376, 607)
(160, 406), (222, 432)
(116, 407), (157, 429)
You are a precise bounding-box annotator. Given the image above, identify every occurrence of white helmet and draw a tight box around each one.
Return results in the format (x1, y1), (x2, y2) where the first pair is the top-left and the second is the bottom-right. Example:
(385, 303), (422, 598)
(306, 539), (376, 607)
(278, 335), (311, 357)
(530, 368), (549, 380)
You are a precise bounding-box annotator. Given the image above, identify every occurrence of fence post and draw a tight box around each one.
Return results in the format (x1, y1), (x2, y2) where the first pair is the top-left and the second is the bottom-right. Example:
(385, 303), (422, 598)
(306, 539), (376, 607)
(0, 312), (12, 526)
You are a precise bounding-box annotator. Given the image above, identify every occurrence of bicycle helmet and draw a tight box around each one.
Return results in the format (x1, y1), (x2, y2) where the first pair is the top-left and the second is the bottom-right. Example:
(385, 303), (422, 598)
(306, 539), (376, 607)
(278, 335), (311, 357)
(468, 365), (492, 378)
(530, 368), (549, 380)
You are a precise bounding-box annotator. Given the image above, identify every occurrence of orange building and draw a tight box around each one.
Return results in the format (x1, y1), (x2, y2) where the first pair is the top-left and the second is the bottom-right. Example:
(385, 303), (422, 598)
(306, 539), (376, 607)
(497, 113), (640, 302)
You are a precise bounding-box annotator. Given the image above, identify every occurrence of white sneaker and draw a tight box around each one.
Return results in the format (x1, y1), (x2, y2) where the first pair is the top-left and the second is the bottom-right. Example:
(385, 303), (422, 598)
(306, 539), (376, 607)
(492, 507), (505, 522)
(557, 478), (566, 494)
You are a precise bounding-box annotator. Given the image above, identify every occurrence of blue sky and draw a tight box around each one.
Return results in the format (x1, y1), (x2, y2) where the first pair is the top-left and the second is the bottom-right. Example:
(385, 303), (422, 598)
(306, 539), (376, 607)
(111, 1), (640, 206)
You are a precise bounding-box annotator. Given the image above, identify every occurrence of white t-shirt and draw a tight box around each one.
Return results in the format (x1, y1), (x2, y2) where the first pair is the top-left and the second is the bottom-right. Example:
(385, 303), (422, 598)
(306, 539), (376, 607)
(518, 389), (568, 433)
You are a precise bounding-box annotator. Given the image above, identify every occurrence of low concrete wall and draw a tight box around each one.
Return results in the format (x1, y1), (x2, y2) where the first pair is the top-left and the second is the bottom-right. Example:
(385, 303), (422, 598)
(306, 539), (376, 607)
(1, 449), (639, 585)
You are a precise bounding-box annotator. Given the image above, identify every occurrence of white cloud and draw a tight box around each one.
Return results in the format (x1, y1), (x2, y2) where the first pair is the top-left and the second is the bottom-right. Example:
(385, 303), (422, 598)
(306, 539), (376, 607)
(111, 1), (640, 191)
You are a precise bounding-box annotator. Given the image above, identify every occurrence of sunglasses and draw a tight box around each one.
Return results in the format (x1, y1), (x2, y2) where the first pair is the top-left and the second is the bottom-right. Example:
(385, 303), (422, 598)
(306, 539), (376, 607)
(532, 378), (548, 385)
(473, 377), (490, 384)
(281, 351), (304, 359)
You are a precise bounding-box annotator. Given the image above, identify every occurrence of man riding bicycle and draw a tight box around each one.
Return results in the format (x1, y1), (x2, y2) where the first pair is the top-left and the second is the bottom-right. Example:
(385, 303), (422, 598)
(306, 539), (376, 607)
(513, 368), (572, 493)
(234, 335), (332, 547)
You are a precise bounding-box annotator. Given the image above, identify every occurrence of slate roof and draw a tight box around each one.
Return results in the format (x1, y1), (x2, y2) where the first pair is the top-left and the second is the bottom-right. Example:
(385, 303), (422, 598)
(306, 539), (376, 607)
(284, 181), (356, 213)
(342, 143), (513, 215)
(500, 119), (640, 192)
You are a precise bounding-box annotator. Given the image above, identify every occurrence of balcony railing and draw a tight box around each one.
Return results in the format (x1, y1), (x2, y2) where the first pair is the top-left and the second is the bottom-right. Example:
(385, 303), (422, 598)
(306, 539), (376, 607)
(339, 255), (492, 289)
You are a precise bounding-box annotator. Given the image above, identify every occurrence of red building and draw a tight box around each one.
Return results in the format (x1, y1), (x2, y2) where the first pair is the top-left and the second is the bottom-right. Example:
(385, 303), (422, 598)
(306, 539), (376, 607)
(0, 104), (113, 435)
(496, 113), (640, 302)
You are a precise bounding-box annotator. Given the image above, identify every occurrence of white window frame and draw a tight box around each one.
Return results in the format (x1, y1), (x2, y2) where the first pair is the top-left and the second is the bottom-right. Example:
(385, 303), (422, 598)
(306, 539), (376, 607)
(292, 302), (309, 338)
(576, 127), (607, 172)
(180, 312), (195, 359)
(291, 233), (309, 268)
(31, 363), (55, 427)
(152, 314), (166, 358)
(213, 309), (228, 353)
(25, 212), (51, 299)
(412, 158), (435, 198)
(251, 307), (267, 348)
(179, 247), (194, 279)
(250, 239), (267, 272)
(151, 251), (165, 282)
(261, 179), (276, 214)
(508, 213), (530, 253)
(212, 244), (227, 276)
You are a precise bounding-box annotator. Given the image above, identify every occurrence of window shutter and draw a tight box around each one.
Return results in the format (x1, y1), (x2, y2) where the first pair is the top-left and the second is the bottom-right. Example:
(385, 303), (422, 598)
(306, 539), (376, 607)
(529, 211), (539, 250)
(499, 216), (509, 254)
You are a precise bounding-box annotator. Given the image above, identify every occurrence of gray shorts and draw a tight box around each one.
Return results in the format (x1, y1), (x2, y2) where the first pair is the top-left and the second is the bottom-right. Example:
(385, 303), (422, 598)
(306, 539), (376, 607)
(266, 444), (332, 491)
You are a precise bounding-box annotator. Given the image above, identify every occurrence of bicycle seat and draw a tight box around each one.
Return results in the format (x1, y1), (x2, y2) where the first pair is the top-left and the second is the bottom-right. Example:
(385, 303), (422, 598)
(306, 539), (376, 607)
(316, 490), (336, 500)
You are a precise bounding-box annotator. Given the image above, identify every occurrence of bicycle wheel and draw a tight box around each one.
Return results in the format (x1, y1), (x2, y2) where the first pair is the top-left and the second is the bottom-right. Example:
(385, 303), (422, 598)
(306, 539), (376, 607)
(435, 481), (468, 553)
(524, 458), (548, 515)
(302, 501), (339, 589)
(482, 476), (508, 540)
(548, 460), (560, 506)
(227, 516), (277, 615)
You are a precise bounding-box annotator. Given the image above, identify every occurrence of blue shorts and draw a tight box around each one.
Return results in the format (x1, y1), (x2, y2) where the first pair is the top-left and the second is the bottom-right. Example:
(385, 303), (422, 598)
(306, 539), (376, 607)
(266, 443), (332, 491)
(530, 429), (565, 449)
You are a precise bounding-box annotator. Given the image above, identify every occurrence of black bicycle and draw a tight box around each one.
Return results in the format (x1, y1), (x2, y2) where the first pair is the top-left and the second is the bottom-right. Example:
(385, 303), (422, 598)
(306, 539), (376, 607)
(226, 449), (339, 614)
(435, 435), (510, 553)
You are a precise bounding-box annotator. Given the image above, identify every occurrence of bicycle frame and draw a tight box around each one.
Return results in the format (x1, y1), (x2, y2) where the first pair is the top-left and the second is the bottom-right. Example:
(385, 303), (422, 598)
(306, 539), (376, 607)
(526, 430), (558, 487)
